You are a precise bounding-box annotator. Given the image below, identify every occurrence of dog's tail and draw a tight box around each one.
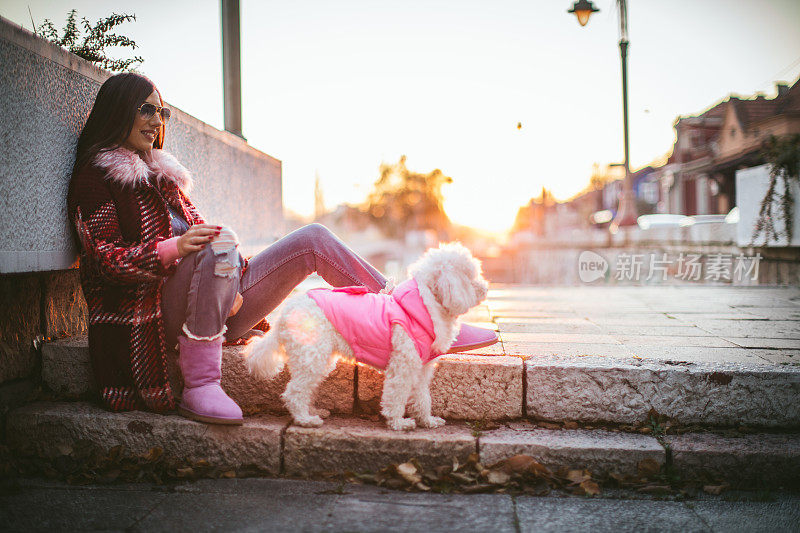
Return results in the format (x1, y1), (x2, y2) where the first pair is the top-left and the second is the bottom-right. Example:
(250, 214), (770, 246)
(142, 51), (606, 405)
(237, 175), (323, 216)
(244, 329), (286, 380)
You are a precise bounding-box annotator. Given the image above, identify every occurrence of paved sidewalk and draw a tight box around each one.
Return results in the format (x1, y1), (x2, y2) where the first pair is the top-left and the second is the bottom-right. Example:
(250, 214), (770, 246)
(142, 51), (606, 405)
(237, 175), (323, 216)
(2, 478), (799, 532)
(479, 285), (800, 365)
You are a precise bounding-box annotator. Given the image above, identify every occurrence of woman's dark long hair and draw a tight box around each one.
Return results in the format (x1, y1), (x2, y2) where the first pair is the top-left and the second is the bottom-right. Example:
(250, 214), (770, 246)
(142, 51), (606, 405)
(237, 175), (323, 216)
(72, 73), (165, 176)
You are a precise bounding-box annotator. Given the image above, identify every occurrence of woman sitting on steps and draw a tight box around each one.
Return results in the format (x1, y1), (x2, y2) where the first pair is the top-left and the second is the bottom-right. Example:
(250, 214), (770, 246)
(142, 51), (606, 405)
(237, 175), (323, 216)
(67, 72), (497, 426)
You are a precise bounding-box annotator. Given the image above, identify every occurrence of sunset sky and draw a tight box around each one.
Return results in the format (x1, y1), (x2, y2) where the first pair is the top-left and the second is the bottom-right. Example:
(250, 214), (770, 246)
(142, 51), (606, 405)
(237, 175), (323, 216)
(3, 0), (800, 232)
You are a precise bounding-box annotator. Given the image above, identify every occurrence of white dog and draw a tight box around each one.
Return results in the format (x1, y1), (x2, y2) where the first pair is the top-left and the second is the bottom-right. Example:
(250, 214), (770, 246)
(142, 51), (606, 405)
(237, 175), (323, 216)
(245, 242), (489, 431)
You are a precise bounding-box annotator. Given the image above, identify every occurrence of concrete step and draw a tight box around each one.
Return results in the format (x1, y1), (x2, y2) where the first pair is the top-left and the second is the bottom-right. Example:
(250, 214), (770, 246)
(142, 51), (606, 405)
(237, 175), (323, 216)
(525, 354), (800, 428)
(42, 337), (800, 427)
(7, 402), (799, 488)
(42, 336), (522, 421)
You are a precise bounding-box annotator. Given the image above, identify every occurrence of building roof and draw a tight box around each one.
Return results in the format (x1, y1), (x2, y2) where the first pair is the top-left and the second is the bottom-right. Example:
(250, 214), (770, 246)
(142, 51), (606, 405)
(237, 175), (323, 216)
(728, 76), (800, 127)
(698, 100), (728, 120)
(774, 80), (800, 115)
(729, 95), (781, 127)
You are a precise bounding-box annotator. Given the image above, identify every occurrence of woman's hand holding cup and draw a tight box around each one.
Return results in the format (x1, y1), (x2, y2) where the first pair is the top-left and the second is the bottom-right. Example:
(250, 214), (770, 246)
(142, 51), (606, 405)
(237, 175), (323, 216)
(176, 224), (222, 257)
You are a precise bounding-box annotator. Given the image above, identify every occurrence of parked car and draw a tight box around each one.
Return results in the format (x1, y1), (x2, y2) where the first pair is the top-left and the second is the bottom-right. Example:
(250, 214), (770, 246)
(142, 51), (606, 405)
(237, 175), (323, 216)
(637, 214), (688, 229)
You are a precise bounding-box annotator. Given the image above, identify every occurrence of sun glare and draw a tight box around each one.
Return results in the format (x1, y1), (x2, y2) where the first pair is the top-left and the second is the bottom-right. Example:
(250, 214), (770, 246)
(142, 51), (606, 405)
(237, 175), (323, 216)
(285, 308), (320, 346)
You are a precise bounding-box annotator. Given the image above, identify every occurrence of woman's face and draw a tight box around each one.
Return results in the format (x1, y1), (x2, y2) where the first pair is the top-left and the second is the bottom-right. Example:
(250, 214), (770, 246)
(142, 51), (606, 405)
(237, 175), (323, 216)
(123, 90), (163, 152)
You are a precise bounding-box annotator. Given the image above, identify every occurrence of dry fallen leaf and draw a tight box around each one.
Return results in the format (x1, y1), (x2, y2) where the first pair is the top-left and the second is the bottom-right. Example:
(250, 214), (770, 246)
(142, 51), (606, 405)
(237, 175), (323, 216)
(450, 472), (475, 484)
(487, 470), (511, 485)
(524, 478), (552, 496)
(608, 472), (626, 485)
(567, 469), (591, 484)
(384, 478), (405, 490)
(528, 461), (552, 478)
(495, 455), (534, 474)
(462, 483), (494, 494)
(579, 479), (601, 496)
(144, 447), (163, 462)
(397, 462), (421, 484)
(538, 422), (561, 430)
(637, 458), (661, 478)
(355, 473), (377, 483)
(703, 484), (730, 495)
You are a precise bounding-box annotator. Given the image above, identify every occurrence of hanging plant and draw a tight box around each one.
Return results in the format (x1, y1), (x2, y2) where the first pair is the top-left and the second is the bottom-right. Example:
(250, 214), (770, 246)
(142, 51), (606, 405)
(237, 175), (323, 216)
(34, 9), (143, 72)
(750, 134), (800, 246)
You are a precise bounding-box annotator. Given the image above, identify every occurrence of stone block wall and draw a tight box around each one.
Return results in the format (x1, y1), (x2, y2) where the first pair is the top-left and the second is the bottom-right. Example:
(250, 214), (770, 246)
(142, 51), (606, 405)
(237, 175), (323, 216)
(0, 15), (283, 273)
(0, 269), (87, 437)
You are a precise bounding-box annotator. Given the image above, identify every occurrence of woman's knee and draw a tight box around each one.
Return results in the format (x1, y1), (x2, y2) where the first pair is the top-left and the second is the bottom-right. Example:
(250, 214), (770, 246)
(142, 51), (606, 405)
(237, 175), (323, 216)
(195, 226), (241, 278)
(297, 223), (337, 244)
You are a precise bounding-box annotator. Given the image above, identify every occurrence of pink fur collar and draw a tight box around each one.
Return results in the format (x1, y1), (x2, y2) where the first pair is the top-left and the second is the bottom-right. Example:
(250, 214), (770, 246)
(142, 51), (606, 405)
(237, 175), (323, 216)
(94, 147), (193, 192)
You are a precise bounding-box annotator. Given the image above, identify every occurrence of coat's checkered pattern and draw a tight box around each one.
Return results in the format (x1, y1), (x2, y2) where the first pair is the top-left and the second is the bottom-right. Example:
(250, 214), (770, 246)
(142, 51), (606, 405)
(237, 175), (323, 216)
(68, 148), (206, 412)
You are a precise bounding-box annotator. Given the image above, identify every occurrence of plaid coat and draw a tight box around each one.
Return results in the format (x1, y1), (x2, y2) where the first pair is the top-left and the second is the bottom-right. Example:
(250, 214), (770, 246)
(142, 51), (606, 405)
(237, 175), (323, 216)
(67, 147), (205, 412)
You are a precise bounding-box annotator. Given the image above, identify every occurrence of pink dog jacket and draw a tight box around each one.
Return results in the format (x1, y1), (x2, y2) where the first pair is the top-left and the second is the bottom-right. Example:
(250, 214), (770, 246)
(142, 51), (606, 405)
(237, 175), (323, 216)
(307, 279), (443, 370)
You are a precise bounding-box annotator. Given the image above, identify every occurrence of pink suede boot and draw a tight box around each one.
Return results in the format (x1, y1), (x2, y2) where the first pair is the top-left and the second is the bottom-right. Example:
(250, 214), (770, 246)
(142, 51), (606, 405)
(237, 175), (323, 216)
(177, 335), (243, 425)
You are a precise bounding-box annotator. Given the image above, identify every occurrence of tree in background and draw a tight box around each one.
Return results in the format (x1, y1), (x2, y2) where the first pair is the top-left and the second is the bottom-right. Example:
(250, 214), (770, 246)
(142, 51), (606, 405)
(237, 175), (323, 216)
(512, 187), (554, 236)
(752, 134), (800, 245)
(34, 9), (142, 72)
(365, 156), (452, 240)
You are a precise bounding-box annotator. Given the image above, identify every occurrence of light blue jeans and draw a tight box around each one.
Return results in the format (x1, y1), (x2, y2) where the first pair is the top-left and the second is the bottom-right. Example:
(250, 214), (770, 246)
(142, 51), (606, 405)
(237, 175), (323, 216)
(161, 223), (388, 347)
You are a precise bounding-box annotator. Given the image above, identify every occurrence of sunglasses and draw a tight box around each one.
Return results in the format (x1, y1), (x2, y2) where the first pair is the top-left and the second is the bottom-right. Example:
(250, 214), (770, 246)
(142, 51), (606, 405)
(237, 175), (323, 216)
(137, 102), (171, 123)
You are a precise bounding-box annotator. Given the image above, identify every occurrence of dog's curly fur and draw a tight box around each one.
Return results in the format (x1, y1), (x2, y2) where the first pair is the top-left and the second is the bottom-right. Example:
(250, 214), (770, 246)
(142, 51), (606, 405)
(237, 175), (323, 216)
(244, 242), (489, 430)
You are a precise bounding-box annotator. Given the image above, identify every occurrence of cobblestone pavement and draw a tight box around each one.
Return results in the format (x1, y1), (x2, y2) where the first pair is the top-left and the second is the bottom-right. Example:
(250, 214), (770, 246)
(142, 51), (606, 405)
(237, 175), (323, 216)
(2, 478), (799, 532)
(479, 285), (800, 365)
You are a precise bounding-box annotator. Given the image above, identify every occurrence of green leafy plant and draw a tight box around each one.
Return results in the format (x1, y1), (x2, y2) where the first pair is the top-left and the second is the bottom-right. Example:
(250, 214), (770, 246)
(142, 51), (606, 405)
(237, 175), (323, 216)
(751, 134), (800, 246)
(34, 9), (143, 72)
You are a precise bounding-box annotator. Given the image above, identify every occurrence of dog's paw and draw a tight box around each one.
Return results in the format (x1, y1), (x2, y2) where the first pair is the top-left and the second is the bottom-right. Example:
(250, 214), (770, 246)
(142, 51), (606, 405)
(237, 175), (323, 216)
(310, 407), (331, 419)
(293, 415), (324, 427)
(386, 417), (417, 431)
(417, 415), (446, 429)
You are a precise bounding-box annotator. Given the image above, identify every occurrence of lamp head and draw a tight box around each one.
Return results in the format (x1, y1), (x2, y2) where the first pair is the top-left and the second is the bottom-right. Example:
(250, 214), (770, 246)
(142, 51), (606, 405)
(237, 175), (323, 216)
(567, 0), (600, 26)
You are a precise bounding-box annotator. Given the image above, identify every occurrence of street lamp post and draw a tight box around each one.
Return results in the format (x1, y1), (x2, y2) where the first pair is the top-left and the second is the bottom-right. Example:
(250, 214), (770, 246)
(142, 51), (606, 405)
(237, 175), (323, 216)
(221, 0), (244, 138)
(568, 0), (638, 231)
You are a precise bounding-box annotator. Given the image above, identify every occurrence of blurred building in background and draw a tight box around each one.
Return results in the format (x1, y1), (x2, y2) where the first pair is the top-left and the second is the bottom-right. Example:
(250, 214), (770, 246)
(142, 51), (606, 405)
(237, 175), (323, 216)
(510, 77), (800, 243)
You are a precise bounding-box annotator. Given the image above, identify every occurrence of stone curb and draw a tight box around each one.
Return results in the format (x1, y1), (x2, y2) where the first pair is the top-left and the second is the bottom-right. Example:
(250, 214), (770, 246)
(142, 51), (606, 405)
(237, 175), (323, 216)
(526, 356), (800, 427)
(7, 402), (800, 488)
(42, 338), (800, 428)
(42, 337), (523, 421)
(664, 432), (800, 487)
(41, 337), (355, 416)
(357, 355), (523, 420)
(283, 416), (477, 475)
(479, 423), (665, 477)
(6, 402), (287, 473)
(220, 349), (355, 416)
